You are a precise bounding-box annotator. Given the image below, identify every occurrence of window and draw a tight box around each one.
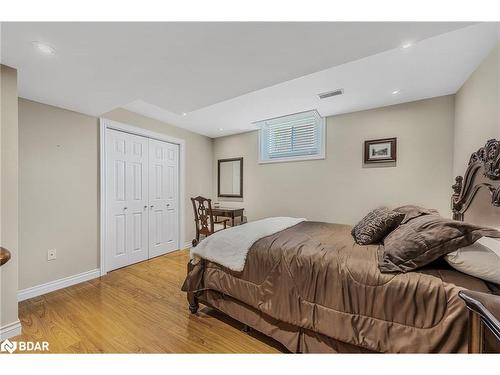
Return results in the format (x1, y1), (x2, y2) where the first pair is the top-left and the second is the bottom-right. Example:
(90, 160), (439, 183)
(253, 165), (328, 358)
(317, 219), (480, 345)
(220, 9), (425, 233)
(258, 110), (325, 163)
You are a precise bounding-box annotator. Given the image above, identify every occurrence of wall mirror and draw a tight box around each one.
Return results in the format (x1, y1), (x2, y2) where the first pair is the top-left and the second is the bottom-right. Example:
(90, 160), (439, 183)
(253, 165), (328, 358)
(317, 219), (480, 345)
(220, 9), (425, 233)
(218, 157), (243, 198)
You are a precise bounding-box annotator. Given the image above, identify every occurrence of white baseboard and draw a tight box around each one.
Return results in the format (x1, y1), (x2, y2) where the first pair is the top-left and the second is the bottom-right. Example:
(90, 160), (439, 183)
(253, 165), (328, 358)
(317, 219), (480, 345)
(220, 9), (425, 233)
(183, 241), (192, 250)
(17, 268), (100, 302)
(0, 320), (22, 341)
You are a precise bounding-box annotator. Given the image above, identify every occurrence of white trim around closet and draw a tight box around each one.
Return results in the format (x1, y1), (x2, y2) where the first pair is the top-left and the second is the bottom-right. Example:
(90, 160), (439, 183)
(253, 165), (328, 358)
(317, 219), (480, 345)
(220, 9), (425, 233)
(99, 118), (186, 276)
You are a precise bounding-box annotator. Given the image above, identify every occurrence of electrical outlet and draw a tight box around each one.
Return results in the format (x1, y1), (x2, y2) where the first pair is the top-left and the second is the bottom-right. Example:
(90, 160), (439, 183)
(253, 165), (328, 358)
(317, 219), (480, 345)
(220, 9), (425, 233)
(47, 249), (57, 261)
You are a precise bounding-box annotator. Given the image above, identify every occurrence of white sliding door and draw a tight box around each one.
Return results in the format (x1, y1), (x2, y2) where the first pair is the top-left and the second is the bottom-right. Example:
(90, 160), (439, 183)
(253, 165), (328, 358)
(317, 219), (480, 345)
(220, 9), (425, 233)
(105, 128), (180, 272)
(148, 139), (179, 258)
(106, 129), (149, 271)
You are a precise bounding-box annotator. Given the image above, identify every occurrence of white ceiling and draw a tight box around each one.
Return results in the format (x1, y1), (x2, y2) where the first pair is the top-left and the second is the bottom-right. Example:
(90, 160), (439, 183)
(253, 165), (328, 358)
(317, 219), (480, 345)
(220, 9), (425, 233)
(1, 22), (499, 137)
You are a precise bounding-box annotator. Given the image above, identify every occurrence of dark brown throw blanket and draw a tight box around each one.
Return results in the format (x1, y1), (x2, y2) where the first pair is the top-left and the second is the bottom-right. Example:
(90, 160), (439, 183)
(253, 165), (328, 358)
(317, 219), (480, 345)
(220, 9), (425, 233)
(183, 221), (490, 353)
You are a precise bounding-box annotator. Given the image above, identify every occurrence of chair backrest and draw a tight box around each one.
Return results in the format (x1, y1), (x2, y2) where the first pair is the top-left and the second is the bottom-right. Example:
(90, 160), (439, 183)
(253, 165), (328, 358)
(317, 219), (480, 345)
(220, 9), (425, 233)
(191, 196), (215, 240)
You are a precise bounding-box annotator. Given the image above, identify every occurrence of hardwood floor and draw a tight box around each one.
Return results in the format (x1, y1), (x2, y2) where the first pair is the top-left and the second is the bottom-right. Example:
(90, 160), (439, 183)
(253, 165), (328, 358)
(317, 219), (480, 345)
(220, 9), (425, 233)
(12, 250), (285, 353)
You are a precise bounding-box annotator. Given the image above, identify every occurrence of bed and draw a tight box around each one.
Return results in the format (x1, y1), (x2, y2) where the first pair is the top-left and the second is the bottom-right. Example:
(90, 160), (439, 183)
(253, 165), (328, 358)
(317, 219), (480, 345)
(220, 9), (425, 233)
(182, 139), (500, 353)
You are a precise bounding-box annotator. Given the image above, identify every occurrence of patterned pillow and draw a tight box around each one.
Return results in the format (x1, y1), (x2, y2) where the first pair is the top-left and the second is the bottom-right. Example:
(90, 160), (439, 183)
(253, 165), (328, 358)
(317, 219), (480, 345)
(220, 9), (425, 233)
(351, 207), (405, 245)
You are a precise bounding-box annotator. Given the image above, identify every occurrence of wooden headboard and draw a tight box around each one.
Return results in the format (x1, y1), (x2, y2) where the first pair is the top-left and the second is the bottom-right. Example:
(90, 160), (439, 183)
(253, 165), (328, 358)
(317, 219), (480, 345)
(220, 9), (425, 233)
(452, 139), (500, 228)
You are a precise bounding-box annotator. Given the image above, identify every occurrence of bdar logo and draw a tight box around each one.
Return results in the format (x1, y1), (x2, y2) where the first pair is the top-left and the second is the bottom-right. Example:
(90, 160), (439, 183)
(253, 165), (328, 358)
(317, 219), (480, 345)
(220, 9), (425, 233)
(1, 339), (48, 353)
(1, 339), (17, 353)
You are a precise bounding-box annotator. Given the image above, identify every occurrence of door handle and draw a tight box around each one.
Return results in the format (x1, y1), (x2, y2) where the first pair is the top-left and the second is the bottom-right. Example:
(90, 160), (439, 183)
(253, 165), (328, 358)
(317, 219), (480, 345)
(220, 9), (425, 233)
(123, 207), (128, 210)
(166, 203), (170, 207)
(144, 205), (147, 209)
(150, 205), (154, 209)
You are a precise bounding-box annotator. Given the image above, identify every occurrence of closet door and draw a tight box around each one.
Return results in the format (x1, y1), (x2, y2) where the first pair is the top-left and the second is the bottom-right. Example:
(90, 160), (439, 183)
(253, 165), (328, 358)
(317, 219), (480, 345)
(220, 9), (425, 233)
(148, 139), (179, 258)
(106, 129), (149, 271)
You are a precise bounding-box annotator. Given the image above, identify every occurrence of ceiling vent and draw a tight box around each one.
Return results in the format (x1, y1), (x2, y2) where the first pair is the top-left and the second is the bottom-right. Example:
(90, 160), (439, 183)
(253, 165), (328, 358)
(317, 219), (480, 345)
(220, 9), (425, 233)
(318, 88), (344, 99)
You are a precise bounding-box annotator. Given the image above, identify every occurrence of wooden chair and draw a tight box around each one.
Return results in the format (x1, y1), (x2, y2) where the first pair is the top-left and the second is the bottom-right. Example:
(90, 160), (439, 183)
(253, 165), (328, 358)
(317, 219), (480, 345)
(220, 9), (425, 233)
(191, 196), (229, 247)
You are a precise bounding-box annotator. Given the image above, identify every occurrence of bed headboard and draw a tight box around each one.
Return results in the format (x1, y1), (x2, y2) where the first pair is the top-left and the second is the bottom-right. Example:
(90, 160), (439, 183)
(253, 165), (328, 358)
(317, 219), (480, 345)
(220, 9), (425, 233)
(452, 139), (500, 229)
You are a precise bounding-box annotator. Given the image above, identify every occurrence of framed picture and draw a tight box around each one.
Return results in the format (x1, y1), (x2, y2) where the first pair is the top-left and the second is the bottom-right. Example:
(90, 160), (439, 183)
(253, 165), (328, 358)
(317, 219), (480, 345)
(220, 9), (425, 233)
(364, 137), (397, 163)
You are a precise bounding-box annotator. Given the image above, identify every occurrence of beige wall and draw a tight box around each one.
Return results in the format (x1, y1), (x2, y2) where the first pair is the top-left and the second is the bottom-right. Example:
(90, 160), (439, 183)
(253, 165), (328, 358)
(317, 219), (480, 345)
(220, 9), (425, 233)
(19, 99), (99, 289)
(454, 43), (500, 178)
(102, 109), (214, 246)
(18, 103), (213, 290)
(0, 65), (19, 328)
(214, 96), (455, 225)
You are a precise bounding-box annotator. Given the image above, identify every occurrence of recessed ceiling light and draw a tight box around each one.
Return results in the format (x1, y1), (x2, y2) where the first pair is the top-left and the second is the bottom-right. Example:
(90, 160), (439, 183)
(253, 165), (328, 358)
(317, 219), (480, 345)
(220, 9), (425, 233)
(401, 42), (413, 49)
(32, 41), (56, 55)
(218, 128), (224, 131)
(392, 90), (400, 95)
(181, 112), (187, 116)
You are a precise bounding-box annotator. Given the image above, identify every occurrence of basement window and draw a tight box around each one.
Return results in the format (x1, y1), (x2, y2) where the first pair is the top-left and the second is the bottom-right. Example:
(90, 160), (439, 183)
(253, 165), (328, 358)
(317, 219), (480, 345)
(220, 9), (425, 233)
(257, 110), (325, 163)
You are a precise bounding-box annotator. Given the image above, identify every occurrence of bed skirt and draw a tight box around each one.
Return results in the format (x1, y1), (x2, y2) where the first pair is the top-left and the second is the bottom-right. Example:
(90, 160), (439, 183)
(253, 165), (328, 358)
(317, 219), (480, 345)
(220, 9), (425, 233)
(197, 289), (374, 353)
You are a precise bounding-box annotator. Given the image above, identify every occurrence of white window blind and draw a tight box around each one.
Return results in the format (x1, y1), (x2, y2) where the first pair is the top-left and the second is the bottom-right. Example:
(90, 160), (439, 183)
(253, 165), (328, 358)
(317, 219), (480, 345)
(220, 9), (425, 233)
(258, 110), (325, 163)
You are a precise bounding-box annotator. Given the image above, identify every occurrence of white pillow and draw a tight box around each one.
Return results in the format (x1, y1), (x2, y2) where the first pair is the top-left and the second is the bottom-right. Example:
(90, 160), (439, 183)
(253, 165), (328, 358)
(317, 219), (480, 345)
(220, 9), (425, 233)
(445, 237), (500, 284)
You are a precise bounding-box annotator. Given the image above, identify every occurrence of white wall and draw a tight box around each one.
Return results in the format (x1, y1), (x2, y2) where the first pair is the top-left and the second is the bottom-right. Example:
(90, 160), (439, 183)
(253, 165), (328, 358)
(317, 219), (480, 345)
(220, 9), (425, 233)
(214, 96), (455, 224)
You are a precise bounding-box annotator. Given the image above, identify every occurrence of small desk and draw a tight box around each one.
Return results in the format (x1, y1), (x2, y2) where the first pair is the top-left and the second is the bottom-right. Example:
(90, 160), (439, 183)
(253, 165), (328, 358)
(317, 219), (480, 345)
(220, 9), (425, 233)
(212, 207), (245, 227)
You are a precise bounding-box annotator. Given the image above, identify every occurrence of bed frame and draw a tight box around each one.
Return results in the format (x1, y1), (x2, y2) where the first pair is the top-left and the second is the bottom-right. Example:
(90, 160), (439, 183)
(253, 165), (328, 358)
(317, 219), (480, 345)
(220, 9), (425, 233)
(451, 139), (500, 353)
(451, 138), (500, 221)
(187, 139), (500, 353)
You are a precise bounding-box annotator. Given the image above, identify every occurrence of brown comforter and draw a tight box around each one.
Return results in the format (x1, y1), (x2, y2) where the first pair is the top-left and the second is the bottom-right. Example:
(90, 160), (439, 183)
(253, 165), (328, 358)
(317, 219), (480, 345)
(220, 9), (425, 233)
(182, 221), (490, 353)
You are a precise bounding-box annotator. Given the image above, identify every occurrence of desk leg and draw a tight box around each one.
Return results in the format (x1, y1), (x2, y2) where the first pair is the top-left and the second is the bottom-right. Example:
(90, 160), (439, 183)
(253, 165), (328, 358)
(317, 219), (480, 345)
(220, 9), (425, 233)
(231, 215), (235, 227)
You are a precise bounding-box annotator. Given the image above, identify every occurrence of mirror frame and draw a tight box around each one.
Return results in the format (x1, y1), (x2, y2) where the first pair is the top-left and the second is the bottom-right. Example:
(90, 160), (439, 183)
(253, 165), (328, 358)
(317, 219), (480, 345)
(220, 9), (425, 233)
(217, 157), (243, 198)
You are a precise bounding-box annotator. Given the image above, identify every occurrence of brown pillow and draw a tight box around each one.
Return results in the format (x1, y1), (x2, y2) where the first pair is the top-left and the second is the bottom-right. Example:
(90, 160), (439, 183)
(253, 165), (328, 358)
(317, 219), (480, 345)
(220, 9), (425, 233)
(351, 207), (405, 245)
(394, 205), (440, 224)
(379, 215), (500, 273)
